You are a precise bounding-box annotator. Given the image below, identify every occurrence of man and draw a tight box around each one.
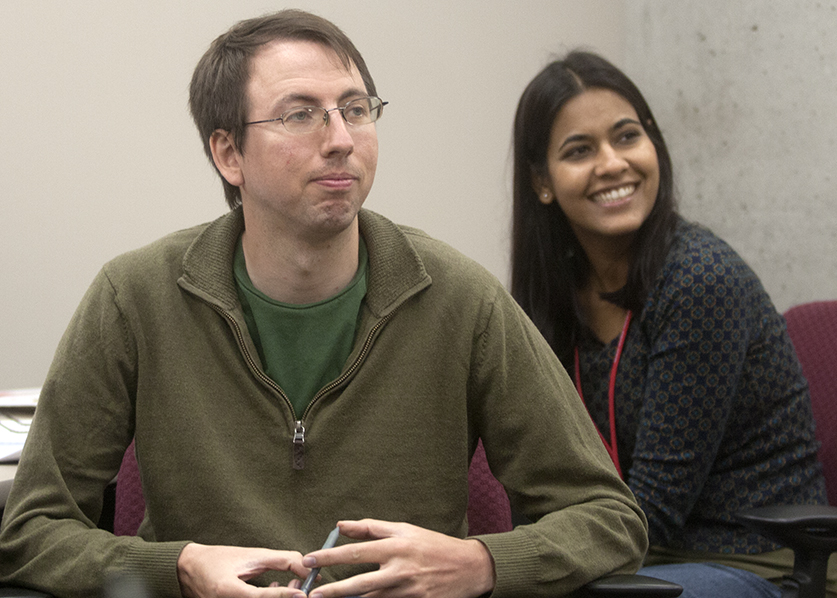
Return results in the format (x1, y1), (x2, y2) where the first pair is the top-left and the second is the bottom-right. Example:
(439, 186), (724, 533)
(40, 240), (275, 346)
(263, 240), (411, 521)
(0, 10), (647, 598)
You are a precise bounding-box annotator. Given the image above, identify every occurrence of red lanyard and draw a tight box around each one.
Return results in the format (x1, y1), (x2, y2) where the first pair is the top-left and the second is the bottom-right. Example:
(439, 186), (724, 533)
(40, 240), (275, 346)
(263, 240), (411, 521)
(573, 310), (633, 479)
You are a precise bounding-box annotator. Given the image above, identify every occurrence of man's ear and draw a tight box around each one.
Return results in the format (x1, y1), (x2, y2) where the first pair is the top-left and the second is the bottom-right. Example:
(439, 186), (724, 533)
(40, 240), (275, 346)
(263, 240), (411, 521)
(210, 130), (244, 187)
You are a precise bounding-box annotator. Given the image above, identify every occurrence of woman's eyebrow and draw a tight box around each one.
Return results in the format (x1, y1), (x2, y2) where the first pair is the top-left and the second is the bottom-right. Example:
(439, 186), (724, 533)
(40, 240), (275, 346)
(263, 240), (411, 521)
(612, 117), (642, 130)
(557, 116), (644, 150)
(558, 133), (591, 151)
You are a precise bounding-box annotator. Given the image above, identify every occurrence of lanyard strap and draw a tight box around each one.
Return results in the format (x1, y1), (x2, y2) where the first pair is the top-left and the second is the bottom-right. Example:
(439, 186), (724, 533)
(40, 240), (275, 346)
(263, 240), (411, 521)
(573, 310), (633, 479)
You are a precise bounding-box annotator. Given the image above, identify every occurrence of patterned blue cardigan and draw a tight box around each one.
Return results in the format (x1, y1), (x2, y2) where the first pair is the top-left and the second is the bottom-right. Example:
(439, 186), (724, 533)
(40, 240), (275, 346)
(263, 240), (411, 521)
(576, 218), (826, 554)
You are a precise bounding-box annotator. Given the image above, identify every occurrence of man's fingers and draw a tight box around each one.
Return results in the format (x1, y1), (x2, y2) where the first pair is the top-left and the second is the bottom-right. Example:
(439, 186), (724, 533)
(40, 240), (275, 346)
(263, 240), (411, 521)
(264, 551), (312, 580)
(307, 569), (398, 598)
(304, 540), (382, 569)
(239, 549), (311, 581)
(304, 520), (420, 569)
(178, 543), (312, 598)
(334, 518), (403, 540)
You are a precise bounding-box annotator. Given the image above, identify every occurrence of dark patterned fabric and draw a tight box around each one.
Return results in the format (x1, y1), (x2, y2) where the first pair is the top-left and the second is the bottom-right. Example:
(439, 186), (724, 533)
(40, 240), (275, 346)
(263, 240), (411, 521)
(576, 219), (827, 554)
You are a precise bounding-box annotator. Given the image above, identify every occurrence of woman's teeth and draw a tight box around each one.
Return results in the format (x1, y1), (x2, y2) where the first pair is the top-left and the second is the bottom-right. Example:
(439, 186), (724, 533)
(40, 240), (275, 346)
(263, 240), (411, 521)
(592, 184), (636, 204)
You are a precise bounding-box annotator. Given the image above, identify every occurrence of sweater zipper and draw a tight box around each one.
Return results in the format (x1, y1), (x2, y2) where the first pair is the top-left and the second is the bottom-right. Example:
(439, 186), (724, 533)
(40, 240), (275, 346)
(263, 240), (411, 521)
(302, 312), (393, 418)
(213, 304), (393, 470)
(292, 420), (306, 470)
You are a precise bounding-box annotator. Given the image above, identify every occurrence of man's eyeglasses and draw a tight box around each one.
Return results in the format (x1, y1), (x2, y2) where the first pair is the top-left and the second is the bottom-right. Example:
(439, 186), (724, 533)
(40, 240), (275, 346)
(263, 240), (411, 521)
(244, 96), (387, 135)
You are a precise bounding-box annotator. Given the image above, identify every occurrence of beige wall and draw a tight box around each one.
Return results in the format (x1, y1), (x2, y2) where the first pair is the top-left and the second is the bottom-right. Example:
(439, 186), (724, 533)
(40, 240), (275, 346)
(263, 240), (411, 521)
(9, 1), (834, 391)
(624, 0), (837, 313)
(1, 0), (626, 388)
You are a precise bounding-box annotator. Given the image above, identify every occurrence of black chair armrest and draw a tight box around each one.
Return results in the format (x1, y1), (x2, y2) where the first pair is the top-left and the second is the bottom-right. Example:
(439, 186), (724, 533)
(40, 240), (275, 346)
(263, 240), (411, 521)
(735, 505), (837, 553)
(577, 574), (683, 596)
(1, 574), (683, 598)
(0, 589), (53, 598)
(736, 505), (837, 598)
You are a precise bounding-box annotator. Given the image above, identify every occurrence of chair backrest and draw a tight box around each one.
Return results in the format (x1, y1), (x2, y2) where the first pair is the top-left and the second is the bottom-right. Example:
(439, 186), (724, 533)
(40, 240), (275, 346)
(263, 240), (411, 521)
(113, 440), (144, 536)
(466, 439), (513, 535)
(112, 437), (514, 537)
(784, 300), (837, 505)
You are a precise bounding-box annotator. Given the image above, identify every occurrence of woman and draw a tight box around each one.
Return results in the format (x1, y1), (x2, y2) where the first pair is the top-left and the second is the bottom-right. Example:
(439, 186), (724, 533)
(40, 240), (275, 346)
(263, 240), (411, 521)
(510, 50), (831, 598)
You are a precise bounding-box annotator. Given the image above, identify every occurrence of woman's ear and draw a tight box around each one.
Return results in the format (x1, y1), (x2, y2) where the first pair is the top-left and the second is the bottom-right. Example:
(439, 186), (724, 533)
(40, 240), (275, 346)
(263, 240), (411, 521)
(209, 130), (244, 187)
(531, 168), (554, 205)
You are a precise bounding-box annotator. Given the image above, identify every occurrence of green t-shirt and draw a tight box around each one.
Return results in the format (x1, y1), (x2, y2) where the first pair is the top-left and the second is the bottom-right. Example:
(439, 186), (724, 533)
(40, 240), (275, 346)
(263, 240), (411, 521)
(233, 238), (368, 418)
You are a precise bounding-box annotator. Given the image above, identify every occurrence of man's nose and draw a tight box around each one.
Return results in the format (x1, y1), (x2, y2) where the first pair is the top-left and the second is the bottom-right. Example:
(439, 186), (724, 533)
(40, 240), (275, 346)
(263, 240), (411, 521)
(321, 108), (354, 155)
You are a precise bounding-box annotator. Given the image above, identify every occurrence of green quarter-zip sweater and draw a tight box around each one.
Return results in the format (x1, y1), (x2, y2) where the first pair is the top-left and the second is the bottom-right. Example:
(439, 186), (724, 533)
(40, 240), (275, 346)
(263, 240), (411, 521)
(0, 208), (647, 598)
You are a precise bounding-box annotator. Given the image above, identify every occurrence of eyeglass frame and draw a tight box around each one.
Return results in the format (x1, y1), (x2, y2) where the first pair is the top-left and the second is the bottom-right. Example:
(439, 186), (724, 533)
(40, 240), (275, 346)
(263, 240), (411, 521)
(243, 95), (388, 134)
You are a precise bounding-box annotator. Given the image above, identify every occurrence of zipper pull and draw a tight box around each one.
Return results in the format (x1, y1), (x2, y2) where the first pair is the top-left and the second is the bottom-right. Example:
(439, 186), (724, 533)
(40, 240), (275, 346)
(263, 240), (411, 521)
(292, 420), (305, 470)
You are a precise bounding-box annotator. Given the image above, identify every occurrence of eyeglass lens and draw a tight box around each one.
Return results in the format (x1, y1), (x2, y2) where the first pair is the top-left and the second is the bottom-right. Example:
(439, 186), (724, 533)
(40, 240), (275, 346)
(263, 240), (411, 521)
(282, 97), (384, 134)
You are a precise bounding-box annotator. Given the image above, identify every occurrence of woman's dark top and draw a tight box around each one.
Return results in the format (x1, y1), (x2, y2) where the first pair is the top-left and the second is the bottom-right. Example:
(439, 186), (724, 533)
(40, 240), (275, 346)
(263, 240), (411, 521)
(576, 218), (827, 554)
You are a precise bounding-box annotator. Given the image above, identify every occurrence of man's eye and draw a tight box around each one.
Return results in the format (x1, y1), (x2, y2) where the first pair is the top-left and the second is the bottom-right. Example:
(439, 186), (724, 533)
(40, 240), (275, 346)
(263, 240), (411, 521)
(345, 103), (370, 120)
(285, 108), (315, 122)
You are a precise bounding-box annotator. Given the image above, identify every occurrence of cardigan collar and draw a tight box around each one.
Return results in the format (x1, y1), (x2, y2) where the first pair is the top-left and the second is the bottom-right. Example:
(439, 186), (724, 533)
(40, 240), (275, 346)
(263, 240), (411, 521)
(178, 207), (431, 317)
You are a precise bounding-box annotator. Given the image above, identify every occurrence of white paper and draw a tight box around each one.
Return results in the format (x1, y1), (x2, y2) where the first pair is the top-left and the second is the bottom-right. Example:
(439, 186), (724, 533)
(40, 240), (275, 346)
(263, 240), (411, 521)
(0, 388), (39, 463)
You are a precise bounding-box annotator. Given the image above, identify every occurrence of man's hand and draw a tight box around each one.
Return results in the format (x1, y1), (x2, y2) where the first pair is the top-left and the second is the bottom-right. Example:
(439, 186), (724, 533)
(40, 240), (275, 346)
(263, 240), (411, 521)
(300, 519), (496, 598)
(177, 543), (311, 598)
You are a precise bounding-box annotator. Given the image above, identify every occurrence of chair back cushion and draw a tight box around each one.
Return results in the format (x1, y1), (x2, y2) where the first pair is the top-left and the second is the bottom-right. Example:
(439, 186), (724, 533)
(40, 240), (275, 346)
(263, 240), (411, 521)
(467, 439), (513, 535)
(113, 438), (514, 536)
(784, 300), (837, 504)
(113, 440), (145, 536)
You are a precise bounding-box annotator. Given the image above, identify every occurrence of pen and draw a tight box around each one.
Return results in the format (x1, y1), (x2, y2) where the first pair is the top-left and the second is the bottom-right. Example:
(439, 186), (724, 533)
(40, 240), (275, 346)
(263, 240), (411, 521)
(300, 526), (341, 595)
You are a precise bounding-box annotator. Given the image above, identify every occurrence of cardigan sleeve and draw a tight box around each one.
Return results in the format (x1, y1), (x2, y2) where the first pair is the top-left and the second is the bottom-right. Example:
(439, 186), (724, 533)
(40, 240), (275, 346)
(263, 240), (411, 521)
(0, 268), (188, 598)
(469, 286), (648, 597)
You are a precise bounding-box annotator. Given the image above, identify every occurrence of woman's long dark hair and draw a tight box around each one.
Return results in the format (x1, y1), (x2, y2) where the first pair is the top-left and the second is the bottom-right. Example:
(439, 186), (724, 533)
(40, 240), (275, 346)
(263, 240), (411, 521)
(510, 51), (678, 367)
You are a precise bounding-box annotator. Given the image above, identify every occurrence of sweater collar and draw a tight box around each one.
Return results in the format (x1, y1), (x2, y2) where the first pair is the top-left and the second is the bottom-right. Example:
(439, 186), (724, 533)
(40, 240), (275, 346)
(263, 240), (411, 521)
(179, 207), (431, 317)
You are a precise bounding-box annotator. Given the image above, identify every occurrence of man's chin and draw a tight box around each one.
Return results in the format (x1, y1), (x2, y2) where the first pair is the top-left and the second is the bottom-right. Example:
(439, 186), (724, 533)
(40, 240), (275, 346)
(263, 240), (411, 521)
(310, 204), (362, 239)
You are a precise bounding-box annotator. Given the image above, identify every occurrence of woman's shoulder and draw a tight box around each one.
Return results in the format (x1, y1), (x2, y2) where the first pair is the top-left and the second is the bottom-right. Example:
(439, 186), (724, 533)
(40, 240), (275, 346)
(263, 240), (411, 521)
(661, 219), (760, 287)
(670, 219), (746, 265)
(643, 219), (773, 322)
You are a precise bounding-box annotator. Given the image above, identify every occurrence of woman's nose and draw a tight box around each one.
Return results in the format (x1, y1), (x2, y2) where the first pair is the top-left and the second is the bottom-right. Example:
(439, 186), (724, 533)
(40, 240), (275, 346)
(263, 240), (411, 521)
(594, 144), (628, 177)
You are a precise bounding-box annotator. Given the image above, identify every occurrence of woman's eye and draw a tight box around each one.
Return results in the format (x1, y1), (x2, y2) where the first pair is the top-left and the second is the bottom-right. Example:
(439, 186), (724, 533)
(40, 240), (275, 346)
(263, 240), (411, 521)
(563, 145), (591, 160)
(618, 129), (642, 144)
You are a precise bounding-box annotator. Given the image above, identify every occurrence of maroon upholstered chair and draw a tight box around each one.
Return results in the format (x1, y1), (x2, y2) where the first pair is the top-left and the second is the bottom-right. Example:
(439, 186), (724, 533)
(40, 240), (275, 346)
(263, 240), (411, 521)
(466, 439), (681, 596)
(784, 300), (837, 505)
(112, 438), (515, 537)
(736, 300), (837, 598)
(466, 439), (513, 535)
(113, 439), (144, 536)
(90, 436), (685, 596)
(113, 438), (517, 538)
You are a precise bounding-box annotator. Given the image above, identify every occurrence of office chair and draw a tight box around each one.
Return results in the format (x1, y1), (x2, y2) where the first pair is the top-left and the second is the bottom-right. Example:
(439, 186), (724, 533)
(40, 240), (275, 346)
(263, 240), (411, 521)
(113, 440), (683, 596)
(736, 300), (837, 598)
(111, 438), (682, 595)
(113, 439), (143, 536)
(467, 440), (682, 597)
(0, 439), (682, 598)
